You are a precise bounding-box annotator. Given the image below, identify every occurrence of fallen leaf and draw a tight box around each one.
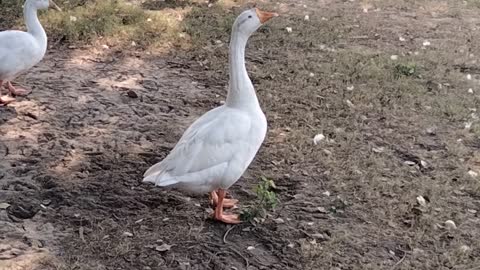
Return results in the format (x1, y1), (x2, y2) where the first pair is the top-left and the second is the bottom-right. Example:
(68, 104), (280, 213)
(445, 220), (457, 230)
(155, 243), (172, 252)
(273, 218), (285, 224)
(122, 231), (133, 237)
(313, 134), (325, 145)
(127, 90), (138, 98)
(346, 99), (355, 108)
(468, 170), (478, 178)
(416, 196), (427, 207)
(0, 203), (10, 209)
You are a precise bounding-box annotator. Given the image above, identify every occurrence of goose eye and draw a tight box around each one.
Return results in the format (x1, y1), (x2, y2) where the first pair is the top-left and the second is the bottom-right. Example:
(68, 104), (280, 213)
(248, 15), (252, 18)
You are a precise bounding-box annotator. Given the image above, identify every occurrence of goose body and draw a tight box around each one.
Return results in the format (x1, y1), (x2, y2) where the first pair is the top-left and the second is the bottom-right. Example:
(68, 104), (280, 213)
(0, 31), (46, 79)
(144, 105), (267, 194)
(0, 0), (61, 105)
(143, 8), (277, 223)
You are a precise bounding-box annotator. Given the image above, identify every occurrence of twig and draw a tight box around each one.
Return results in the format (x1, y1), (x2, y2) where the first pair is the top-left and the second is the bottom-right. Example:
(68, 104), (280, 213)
(79, 226), (86, 243)
(391, 254), (407, 269)
(186, 241), (249, 270)
(223, 225), (237, 244)
(226, 246), (249, 270)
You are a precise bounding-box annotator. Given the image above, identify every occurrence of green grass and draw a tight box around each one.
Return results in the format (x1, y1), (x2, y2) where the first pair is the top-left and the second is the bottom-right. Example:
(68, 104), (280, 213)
(0, 0), (189, 50)
(42, 0), (145, 42)
(42, 0), (188, 49)
(240, 176), (278, 221)
(394, 62), (418, 78)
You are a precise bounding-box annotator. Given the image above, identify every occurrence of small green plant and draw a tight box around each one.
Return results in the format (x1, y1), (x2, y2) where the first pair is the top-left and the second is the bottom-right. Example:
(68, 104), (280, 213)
(33, 0), (188, 50)
(240, 176), (278, 222)
(394, 62), (418, 78)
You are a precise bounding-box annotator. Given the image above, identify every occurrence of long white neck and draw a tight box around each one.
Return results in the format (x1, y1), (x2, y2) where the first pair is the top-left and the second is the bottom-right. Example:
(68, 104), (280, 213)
(225, 31), (259, 108)
(24, 1), (47, 51)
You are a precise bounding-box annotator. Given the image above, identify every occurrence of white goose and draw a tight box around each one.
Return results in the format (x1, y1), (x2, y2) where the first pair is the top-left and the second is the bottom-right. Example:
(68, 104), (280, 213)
(0, 0), (61, 105)
(143, 8), (278, 224)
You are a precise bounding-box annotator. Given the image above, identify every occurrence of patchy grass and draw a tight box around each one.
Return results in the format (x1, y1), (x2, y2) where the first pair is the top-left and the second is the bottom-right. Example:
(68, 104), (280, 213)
(1, 0), (190, 51)
(394, 62), (418, 78)
(42, 0), (189, 50)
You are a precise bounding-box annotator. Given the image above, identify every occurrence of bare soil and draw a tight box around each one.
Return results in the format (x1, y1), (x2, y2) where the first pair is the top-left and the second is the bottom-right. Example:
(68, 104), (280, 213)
(1, 0), (480, 270)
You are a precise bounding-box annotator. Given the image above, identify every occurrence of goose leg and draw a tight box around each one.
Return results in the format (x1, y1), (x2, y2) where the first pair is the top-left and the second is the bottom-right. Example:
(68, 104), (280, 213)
(6, 81), (31, 97)
(0, 81), (16, 105)
(209, 189), (238, 208)
(212, 189), (241, 224)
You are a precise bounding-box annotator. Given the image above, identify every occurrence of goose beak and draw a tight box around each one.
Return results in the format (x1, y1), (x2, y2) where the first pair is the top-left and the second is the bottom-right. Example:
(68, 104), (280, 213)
(255, 8), (278, 24)
(49, 0), (62, 11)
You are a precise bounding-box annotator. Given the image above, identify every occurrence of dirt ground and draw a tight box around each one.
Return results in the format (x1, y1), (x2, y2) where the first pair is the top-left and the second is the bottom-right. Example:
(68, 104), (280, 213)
(1, 0), (480, 269)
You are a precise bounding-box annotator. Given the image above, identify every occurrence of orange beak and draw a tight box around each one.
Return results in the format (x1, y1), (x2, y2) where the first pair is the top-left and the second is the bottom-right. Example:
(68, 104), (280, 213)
(255, 8), (278, 24)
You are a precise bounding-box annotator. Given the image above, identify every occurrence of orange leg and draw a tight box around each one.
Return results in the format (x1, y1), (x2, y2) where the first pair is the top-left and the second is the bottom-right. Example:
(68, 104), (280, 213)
(0, 80), (16, 105)
(209, 189), (238, 209)
(212, 189), (241, 224)
(6, 81), (31, 97)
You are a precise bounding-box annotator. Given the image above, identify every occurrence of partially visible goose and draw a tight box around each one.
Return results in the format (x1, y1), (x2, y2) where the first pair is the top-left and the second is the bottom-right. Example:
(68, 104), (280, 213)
(0, 0), (61, 105)
(143, 8), (278, 224)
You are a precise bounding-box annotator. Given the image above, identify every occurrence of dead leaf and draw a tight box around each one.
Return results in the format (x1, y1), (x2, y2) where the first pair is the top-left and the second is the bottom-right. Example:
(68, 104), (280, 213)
(155, 243), (172, 252)
(0, 203), (11, 209)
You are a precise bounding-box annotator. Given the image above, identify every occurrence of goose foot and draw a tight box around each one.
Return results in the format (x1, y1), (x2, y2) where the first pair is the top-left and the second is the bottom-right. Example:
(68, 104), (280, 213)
(214, 212), (241, 224)
(211, 189), (241, 224)
(7, 81), (31, 97)
(210, 189), (238, 209)
(0, 95), (16, 106)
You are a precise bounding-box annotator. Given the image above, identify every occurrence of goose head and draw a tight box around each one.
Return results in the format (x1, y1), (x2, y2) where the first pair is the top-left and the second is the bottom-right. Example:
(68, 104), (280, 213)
(28, 0), (62, 11)
(232, 8), (278, 37)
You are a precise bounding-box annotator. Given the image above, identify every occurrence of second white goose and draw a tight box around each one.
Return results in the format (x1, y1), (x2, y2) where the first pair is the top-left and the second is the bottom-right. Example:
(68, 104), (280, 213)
(0, 0), (61, 105)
